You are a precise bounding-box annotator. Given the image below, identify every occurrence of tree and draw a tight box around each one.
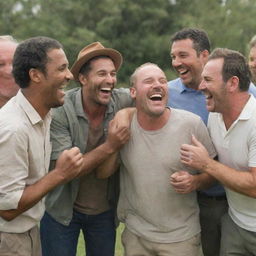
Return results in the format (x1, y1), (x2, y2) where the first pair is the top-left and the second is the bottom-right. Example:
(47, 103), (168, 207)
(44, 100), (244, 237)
(1, 0), (256, 85)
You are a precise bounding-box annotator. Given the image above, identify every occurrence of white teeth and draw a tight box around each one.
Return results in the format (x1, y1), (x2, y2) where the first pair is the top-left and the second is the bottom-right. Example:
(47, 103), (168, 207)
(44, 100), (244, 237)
(101, 88), (111, 91)
(179, 70), (188, 75)
(150, 94), (162, 101)
(150, 94), (162, 98)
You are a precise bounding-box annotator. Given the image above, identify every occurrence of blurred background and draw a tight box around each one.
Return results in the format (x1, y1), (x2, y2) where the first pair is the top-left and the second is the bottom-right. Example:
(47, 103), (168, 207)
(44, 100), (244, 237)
(1, 0), (256, 87)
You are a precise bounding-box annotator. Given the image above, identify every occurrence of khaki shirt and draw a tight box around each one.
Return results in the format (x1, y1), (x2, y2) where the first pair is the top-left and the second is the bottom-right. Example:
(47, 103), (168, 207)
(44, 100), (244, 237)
(0, 90), (51, 232)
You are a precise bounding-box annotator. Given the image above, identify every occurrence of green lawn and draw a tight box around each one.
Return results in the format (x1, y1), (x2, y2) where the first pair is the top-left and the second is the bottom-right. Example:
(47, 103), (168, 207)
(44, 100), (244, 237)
(76, 223), (124, 256)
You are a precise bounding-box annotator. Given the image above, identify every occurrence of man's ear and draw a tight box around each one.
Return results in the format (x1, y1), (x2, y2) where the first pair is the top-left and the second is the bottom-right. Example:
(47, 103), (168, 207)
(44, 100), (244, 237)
(29, 68), (43, 83)
(227, 76), (239, 93)
(78, 73), (87, 86)
(130, 87), (136, 99)
(200, 49), (209, 65)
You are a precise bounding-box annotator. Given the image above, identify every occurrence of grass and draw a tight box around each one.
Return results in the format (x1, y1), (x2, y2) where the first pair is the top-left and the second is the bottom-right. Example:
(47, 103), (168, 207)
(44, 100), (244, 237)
(76, 223), (124, 256)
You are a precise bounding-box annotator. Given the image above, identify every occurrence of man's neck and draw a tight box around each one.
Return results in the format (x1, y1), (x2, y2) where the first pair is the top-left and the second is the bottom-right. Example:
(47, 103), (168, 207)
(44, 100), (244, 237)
(82, 97), (107, 129)
(222, 92), (250, 130)
(136, 108), (171, 131)
(182, 76), (201, 91)
(21, 88), (49, 119)
(0, 97), (8, 108)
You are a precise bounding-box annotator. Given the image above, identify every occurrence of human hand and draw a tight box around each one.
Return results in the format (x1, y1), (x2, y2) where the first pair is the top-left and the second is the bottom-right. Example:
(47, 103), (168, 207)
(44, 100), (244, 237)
(170, 170), (197, 194)
(112, 108), (135, 130)
(54, 147), (84, 182)
(180, 135), (210, 171)
(105, 120), (130, 152)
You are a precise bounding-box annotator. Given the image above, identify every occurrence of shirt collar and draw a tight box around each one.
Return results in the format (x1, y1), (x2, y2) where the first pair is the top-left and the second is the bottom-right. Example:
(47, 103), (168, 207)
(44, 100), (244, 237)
(237, 94), (256, 121)
(17, 90), (46, 125)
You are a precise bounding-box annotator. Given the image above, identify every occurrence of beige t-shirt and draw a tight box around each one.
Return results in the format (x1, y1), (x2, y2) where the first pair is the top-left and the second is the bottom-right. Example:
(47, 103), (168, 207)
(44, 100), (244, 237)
(118, 108), (216, 243)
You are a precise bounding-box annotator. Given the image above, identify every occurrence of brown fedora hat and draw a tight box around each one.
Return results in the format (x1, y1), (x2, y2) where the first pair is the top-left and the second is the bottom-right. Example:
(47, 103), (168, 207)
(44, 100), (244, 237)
(71, 42), (123, 81)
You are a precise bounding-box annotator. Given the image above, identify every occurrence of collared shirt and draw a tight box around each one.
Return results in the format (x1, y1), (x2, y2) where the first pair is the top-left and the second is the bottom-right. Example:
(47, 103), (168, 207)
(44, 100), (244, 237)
(0, 90), (51, 233)
(208, 95), (256, 232)
(167, 78), (256, 196)
(45, 87), (133, 225)
(167, 78), (209, 124)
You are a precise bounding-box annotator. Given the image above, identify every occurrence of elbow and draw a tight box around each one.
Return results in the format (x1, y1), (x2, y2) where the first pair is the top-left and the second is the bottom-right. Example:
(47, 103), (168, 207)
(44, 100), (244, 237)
(246, 189), (256, 198)
(0, 211), (18, 221)
(0, 214), (16, 222)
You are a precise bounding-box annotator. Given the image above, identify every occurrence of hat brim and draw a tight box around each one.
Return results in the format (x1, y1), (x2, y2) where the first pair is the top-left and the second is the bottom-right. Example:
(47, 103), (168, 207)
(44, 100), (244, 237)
(71, 48), (123, 81)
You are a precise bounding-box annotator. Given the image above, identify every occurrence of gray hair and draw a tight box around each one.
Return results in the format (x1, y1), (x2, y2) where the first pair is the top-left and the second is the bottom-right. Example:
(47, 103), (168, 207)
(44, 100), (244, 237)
(0, 35), (18, 43)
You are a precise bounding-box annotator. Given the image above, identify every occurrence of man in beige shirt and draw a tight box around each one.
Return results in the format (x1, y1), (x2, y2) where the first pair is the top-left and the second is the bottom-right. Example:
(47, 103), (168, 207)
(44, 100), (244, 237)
(0, 37), (129, 256)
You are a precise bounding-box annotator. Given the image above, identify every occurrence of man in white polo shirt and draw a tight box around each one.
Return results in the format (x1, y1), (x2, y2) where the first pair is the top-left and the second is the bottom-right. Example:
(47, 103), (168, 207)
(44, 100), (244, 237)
(181, 48), (256, 255)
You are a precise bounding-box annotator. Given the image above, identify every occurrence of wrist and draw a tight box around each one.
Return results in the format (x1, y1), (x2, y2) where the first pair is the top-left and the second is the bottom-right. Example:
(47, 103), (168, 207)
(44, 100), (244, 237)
(100, 141), (116, 155)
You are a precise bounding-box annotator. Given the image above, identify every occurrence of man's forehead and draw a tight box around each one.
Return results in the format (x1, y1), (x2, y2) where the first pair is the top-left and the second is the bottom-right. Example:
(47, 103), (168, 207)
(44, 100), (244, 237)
(90, 57), (115, 71)
(171, 38), (194, 52)
(203, 58), (223, 75)
(137, 65), (166, 80)
(0, 41), (17, 51)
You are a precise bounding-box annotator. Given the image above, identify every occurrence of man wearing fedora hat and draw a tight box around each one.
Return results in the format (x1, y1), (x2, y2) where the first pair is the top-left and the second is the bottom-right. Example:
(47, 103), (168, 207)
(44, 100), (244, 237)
(40, 42), (133, 256)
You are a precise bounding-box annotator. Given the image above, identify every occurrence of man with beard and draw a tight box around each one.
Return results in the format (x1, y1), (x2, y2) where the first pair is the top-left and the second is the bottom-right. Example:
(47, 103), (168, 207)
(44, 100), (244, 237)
(0, 35), (19, 108)
(97, 63), (216, 256)
(168, 28), (256, 256)
(40, 42), (133, 256)
(180, 48), (256, 256)
(0, 36), (85, 256)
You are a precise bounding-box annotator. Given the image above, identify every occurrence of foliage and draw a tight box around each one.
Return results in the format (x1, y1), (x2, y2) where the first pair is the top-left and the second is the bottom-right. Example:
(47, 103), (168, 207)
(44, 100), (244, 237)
(1, 0), (256, 86)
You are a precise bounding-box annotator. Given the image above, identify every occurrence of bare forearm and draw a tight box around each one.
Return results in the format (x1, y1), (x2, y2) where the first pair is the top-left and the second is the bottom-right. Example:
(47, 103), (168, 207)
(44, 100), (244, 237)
(194, 172), (216, 190)
(80, 142), (117, 176)
(96, 152), (119, 179)
(203, 159), (256, 197)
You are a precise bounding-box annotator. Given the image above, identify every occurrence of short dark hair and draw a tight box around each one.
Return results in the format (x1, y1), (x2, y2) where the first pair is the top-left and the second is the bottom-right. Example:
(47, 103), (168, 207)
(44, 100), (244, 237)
(209, 48), (251, 91)
(171, 28), (211, 55)
(12, 36), (63, 88)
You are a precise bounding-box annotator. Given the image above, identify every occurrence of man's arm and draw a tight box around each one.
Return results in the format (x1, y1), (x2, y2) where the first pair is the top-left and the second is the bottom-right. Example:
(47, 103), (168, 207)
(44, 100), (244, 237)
(94, 108), (136, 178)
(0, 147), (83, 221)
(78, 119), (129, 177)
(181, 135), (256, 198)
(96, 152), (120, 179)
(111, 107), (136, 129)
(171, 117), (217, 194)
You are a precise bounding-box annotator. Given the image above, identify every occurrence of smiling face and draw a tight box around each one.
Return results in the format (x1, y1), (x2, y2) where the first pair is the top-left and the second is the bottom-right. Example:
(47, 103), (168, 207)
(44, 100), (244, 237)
(131, 64), (168, 117)
(79, 57), (117, 106)
(199, 58), (227, 113)
(0, 40), (19, 106)
(41, 48), (73, 109)
(171, 39), (208, 89)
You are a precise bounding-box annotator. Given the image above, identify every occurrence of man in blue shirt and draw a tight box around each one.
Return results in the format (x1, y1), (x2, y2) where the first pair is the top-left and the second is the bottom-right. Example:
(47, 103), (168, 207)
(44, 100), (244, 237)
(168, 28), (256, 256)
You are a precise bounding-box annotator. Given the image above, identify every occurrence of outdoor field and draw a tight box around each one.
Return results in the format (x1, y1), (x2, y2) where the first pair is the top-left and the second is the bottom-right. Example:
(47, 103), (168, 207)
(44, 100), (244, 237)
(77, 224), (124, 256)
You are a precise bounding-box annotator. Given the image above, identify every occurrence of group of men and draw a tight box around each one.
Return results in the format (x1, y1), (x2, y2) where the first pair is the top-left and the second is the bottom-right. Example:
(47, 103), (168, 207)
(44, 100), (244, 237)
(0, 28), (256, 256)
